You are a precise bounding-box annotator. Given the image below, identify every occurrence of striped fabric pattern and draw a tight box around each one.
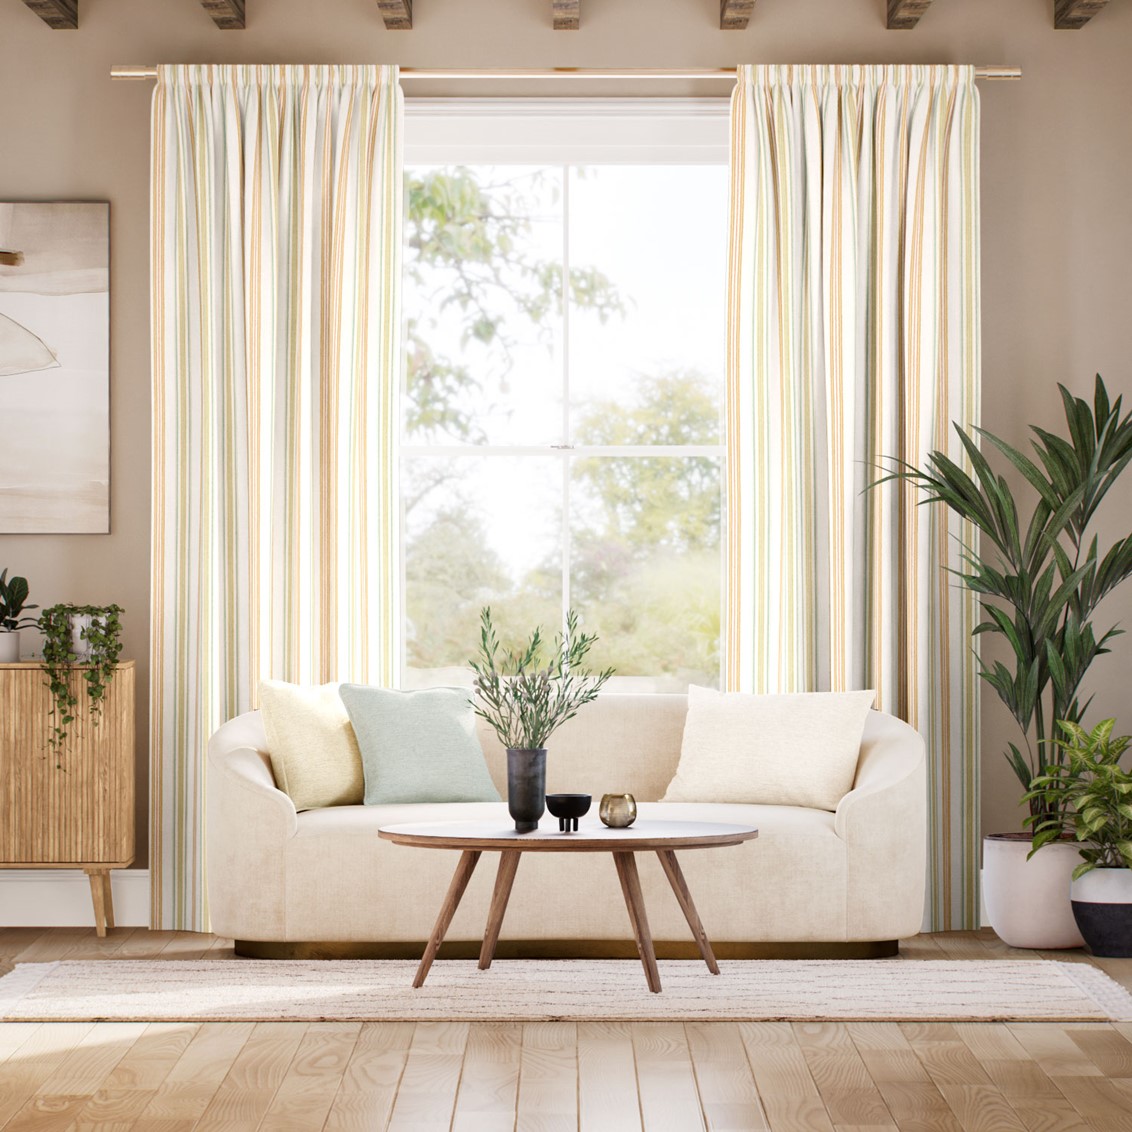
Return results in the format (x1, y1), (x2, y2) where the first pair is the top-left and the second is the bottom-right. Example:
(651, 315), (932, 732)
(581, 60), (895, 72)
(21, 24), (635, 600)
(726, 65), (981, 930)
(150, 65), (403, 930)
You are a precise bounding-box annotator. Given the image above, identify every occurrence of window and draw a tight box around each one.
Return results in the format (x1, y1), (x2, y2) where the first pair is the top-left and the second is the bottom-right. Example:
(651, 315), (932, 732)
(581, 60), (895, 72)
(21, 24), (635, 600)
(401, 101), (729, 691)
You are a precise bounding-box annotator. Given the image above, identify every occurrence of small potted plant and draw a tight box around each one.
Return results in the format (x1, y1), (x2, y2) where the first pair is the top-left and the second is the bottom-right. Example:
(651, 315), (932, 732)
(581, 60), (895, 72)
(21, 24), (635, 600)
(469, 606), (613, 832)
(1025, 718), (1132, 957)
(39, 603), (124, 761)
(0, 569), (38, 663)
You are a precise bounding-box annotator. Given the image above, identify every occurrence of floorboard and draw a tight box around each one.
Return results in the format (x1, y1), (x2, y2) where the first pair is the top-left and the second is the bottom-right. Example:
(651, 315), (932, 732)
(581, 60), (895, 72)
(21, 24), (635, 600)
(0, 929), (1129, 1129)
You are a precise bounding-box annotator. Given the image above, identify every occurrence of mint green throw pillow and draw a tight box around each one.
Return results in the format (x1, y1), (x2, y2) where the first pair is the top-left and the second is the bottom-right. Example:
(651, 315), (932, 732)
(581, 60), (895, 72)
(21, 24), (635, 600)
(337, 685), (501, 805)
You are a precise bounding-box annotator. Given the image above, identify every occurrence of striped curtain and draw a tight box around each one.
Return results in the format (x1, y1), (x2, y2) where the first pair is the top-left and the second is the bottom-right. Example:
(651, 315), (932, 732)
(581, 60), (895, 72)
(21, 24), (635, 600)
(726, 64), (981, 930)
(150, 64), (403, 930)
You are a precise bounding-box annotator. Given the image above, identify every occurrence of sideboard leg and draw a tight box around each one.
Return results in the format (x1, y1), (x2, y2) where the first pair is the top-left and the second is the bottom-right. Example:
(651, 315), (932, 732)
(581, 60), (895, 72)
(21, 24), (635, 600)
(414, 850), (481, 989)
(101, 872), (115, 931)
(84, 868), (112, 937)
(613, 852), (661, 993)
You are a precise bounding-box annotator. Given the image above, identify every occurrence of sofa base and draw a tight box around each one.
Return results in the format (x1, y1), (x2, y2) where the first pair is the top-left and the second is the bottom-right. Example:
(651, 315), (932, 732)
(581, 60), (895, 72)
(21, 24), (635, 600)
(235, 938), (900, 961)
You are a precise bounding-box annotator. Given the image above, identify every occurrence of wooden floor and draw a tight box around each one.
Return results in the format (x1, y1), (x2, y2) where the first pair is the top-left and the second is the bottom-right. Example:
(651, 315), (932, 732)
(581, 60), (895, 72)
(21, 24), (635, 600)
(1, 929), (1131, 1131)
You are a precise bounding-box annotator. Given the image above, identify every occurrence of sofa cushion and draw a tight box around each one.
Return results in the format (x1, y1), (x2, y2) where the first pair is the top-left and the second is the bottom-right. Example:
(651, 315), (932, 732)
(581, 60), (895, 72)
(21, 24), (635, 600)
(258, 680), (364, 810)
(338, 684), (502, 805)
(661, 685), (874, 811)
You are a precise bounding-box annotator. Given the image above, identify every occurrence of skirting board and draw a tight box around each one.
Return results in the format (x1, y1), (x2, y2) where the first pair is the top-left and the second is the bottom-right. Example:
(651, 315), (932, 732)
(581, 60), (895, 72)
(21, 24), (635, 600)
(0, 869), (992, 932)
(0, 869), (150, 928)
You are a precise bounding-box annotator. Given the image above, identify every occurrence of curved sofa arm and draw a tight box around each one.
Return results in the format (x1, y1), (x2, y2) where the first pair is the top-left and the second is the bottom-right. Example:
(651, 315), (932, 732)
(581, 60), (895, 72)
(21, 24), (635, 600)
(206, 712), (296, 938)
(834, 711), (928, 939)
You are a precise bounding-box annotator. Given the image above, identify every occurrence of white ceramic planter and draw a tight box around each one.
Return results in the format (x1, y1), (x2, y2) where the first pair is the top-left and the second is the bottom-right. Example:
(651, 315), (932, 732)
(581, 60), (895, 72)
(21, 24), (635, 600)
(70, 614), (95, 659)
(0, 631), (19, 663)
(983, 834), (1085, 949)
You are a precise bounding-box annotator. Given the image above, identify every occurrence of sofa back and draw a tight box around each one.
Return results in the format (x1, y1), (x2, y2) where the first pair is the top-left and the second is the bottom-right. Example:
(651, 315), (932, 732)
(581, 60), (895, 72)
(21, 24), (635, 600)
(475, 692), (689, 803)
(213, 691), (896, 808)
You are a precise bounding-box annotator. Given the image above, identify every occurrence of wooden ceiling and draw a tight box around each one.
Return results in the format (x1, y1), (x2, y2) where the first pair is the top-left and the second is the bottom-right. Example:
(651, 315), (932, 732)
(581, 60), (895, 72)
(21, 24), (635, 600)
(19, 0), (1115, 32)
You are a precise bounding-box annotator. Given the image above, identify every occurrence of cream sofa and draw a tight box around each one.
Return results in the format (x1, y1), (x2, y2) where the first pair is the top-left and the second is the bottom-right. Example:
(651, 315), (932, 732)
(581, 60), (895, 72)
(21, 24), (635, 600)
(206, 694), (926, 957)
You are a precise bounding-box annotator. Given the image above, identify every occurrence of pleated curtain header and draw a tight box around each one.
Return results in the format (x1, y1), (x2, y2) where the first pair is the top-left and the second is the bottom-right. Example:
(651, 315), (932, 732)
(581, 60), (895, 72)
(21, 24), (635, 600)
(155, 63), (399, 92)
(739, 63), (974, 90)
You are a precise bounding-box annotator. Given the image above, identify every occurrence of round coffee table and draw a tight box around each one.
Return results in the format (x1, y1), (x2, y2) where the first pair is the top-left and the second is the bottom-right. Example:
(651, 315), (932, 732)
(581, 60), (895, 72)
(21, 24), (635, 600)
(378, 818), (759, 993)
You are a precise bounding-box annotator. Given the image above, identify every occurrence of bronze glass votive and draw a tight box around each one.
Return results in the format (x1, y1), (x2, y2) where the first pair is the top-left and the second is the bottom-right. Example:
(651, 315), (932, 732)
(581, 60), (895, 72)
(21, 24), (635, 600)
(599, 792), (637, 828)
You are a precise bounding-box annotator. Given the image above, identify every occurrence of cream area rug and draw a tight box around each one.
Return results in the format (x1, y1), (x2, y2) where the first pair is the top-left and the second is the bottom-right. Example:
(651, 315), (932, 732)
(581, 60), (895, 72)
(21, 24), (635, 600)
(2, 960), (1131, 1023)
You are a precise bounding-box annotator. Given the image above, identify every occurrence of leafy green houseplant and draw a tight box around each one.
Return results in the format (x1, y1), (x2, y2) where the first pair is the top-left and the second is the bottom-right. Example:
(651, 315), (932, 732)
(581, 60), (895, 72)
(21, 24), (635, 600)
(1024, 718), (1132, 957)
(0, 569), (38, 662)
(876, 377), (1132, 818)
(470, 606), (613, 831)
(0, 569), (38, 632)
(1025, 719), (1132, 875)
(39, 604), (124, 763)
(875, 376), (1132, 949)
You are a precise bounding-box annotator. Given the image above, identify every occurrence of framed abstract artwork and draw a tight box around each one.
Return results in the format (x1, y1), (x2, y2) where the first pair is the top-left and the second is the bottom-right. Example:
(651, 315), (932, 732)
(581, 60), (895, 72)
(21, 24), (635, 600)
(0, 202), (110, 533)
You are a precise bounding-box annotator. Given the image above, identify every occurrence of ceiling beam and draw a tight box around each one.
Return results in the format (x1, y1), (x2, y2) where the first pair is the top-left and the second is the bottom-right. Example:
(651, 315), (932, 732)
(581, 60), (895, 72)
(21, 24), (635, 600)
(21, 0), (77, 29)
(720, 0), (754, 29)
(553, 0), (579, 29)
(886, 0), (933, 28)
(199, 0), (245, 29)
(1054, 0), (1110, 28)
(376, 0), (412, 29)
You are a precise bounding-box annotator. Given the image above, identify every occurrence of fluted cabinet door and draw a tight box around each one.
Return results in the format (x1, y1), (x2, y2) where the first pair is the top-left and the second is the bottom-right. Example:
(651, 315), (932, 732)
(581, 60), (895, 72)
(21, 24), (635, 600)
(0, 661), (135, 867)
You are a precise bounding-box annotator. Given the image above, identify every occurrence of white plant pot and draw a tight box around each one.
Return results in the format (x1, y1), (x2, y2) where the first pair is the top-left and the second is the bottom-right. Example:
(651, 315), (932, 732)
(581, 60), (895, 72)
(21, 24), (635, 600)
(983, 834), (1085, 949)
(0, 631), (19, 663)
(70, 614), (94, 659)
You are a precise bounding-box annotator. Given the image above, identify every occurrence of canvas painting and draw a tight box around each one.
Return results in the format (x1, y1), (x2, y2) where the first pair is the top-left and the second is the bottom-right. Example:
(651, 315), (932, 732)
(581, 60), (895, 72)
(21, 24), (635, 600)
(0, 202), (110, 533)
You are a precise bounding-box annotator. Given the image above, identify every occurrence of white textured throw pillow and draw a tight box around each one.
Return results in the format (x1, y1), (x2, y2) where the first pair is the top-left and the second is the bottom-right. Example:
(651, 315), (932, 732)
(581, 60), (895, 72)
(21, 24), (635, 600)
(661, 686), (876, 811)
(258, 680), (365, 810)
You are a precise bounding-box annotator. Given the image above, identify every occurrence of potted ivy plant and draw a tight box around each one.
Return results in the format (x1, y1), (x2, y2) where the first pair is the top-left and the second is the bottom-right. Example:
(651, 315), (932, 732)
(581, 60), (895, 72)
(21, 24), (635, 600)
(875, 376), (1132, 948)
(1025, 719), (1132, 957)
(0, 569), (38, 663)
(469, 606), (613, 832)
(39, 603), (124, 763)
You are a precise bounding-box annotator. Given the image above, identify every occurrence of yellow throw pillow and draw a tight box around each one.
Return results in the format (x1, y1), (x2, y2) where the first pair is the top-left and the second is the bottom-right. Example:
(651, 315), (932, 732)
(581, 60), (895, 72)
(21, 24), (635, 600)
(258, 680), (365, 810)
(662, 685), (876, 811)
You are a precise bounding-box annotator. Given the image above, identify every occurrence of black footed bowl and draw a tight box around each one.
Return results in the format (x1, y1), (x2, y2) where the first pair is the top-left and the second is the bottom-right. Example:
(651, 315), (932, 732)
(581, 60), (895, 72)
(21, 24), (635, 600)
(545, 793), (592, 832)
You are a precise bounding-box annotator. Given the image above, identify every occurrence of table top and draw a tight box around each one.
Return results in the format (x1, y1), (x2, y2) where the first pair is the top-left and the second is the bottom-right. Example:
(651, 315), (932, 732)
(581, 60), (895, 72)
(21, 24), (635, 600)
(378, 818), (759, 852)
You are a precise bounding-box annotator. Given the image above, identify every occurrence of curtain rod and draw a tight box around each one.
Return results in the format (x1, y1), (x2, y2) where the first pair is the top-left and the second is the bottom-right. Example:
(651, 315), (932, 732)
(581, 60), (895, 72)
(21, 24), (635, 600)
(111, 65), (1022, 82)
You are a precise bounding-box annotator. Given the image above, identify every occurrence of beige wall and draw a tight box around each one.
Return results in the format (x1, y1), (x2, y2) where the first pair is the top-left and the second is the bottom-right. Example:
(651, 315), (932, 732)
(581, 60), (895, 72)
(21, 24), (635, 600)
(1, 0), (1130, 864)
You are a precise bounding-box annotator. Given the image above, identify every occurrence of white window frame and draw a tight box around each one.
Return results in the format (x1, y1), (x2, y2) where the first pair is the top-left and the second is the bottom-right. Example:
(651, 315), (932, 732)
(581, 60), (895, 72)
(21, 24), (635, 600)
(402, 99), (730, 680)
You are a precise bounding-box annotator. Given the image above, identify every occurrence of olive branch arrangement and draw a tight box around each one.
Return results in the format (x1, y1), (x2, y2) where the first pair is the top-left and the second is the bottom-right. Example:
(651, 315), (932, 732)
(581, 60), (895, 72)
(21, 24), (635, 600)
(469, 606), (614, 750)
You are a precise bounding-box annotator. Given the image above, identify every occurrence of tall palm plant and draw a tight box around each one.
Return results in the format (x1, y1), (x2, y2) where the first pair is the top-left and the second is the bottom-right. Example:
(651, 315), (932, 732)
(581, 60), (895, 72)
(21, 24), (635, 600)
(876, 376), (1132, 821)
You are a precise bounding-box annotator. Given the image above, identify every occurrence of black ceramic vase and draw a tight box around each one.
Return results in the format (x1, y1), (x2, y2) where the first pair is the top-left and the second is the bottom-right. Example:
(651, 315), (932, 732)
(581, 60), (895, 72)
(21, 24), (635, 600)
(506, 748), (547, 832)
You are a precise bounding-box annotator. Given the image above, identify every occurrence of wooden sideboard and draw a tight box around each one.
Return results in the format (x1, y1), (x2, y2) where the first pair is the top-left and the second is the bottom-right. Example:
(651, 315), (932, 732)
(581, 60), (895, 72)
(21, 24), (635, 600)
(0, 661), (135, 936)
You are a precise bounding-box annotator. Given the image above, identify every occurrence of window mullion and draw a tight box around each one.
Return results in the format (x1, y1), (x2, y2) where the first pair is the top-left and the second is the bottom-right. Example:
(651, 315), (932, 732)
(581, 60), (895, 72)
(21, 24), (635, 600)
(561, 164), (572, 630)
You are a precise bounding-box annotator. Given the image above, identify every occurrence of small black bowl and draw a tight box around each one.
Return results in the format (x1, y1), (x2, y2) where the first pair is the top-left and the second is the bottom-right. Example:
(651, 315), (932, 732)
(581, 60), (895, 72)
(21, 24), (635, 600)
(545, 793), (592, 832)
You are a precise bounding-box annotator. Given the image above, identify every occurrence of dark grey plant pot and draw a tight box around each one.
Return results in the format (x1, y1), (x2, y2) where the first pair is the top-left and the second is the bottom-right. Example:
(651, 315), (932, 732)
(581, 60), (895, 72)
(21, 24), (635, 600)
(1070, 868), (1132, 959)
(506, 748), (547, 833)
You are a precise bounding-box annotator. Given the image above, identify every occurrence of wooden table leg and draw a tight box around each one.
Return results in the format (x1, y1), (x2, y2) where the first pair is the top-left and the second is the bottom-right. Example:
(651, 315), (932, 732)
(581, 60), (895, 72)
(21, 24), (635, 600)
(656, 849), (719, 974)
(84, 868), (112, 938)
(414, 850), (481, 988)
(479, 850), (521, 970)
(613, 852), (661, 993)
